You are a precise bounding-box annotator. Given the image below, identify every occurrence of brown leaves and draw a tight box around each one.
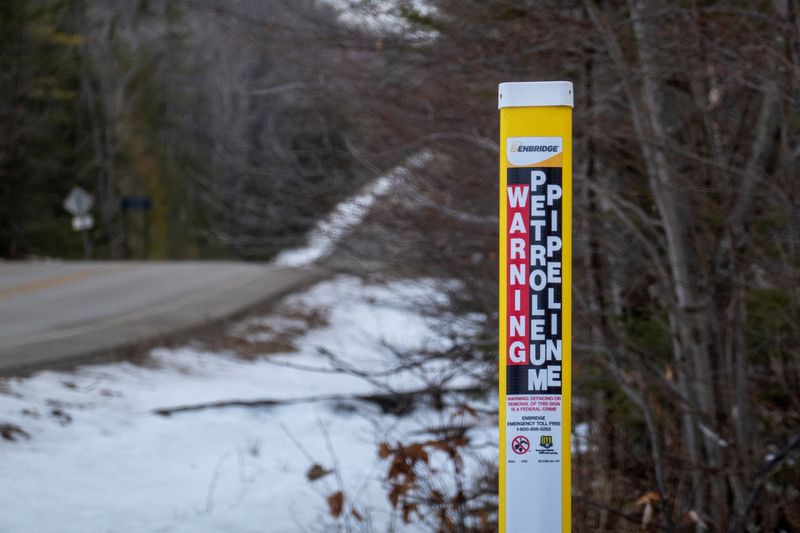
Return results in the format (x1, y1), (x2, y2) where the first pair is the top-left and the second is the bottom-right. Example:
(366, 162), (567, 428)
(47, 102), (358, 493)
(388, 480), (414, 508)
(381, 441), (428, 489)
(636, 491), (661, 505)
(324, 491), (364, 523)
(635, 491), (661, 530)
(306, 459), (364, 523)
(379, 436), (471, 484)
(323, 488), (365, 523)
(378, 441), (392, 459)
(326, 491), (344, 518)
(305, 463), (333, 482)
(379, 435), (471, 527)
(404, 443), (430, 465)
(401, 502), (418, 524)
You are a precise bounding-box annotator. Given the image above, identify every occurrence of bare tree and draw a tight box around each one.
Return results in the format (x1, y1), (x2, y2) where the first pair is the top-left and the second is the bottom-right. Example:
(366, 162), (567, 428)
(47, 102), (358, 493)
(291, 0), (800, 530)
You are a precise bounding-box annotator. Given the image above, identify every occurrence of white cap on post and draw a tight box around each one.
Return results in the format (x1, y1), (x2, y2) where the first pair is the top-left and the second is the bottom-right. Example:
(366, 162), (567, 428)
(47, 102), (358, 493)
(498, 81), (574, 109)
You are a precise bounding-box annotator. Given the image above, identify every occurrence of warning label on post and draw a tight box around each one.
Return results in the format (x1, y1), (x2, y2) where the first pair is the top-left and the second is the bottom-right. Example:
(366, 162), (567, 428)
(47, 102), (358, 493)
(504, 136), (564, 532)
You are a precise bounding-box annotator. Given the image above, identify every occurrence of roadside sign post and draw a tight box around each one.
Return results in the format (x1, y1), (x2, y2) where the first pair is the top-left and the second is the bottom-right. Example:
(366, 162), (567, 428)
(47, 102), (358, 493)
(498, 81), (573, 532)
(121, 196), (152, 259)
(63, 186), (95, 259)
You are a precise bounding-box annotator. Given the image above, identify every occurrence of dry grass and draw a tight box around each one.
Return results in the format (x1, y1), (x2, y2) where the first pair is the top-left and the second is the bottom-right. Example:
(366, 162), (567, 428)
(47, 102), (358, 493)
(203, 306), (329, 360)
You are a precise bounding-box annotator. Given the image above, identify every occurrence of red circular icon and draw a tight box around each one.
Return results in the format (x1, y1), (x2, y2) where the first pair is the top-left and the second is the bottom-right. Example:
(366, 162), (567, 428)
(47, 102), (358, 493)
(511, 435), (531, 454)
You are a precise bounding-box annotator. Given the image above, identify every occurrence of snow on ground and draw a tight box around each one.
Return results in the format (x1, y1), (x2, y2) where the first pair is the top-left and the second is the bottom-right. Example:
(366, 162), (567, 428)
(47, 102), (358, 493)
(273, 152), (432, 268)
(0, 275), (495, 533)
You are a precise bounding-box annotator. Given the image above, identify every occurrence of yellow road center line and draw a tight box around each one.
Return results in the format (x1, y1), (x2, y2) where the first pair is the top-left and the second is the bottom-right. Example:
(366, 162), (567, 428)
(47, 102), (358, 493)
(0, 266), (292, 350)
(0, 266), (126, 301)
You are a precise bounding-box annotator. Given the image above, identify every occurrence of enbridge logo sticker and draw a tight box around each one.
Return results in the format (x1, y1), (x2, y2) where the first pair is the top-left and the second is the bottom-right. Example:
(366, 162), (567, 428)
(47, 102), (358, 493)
(507, 136), (562, 167)
(509, 143), (558, 153)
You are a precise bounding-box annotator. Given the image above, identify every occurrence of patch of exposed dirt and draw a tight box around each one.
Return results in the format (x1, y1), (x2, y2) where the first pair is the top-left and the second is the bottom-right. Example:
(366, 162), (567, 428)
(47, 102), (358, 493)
(207, 306), (329, 359)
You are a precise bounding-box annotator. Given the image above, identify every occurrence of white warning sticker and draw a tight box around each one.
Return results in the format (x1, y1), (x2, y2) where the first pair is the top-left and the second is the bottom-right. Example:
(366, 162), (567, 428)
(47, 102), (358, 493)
(505, 396), (562, 532)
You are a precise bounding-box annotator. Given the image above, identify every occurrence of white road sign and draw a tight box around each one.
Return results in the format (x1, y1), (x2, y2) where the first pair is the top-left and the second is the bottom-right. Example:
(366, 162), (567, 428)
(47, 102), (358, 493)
(63, 186), (94, 216)
(71, 215), (94, 232)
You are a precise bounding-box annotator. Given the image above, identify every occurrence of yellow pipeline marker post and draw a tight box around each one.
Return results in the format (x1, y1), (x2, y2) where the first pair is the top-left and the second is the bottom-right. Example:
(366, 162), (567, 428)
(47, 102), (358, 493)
(498, 81), (573, 532)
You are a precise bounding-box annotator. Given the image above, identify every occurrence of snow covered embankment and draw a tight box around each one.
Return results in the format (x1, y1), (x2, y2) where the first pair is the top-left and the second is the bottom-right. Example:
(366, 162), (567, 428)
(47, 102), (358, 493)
(273, 151), (432, 268)
(0, 150), (497, 532)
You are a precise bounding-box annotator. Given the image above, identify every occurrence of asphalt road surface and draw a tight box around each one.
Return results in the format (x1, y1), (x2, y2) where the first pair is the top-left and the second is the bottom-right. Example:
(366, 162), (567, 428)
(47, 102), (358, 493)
(0, 261), (320, 374)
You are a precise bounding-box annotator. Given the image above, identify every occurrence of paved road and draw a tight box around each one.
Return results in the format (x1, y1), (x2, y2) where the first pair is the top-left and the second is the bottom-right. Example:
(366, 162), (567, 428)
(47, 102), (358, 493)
(0, 261), (320, 374)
